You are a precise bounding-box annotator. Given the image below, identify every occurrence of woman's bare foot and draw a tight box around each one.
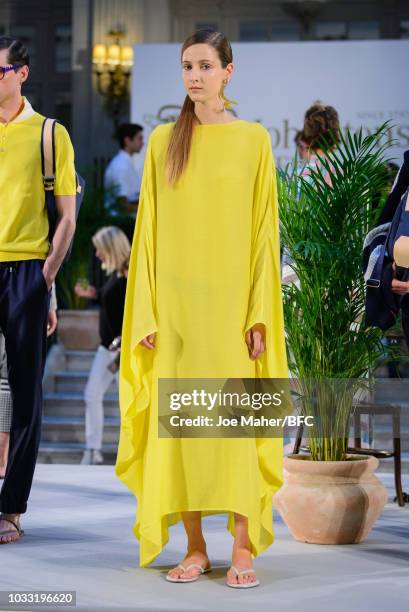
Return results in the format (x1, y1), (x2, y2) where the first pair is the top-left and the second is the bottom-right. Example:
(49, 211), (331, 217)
(227, 545), (258, 586)
(167, 549), (211, 581)
(0, 513), (23, 544)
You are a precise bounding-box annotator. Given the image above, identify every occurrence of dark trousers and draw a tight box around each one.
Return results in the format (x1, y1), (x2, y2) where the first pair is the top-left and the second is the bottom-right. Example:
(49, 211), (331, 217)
(402, 296), (409, 350)
(0, 259), (50, 514)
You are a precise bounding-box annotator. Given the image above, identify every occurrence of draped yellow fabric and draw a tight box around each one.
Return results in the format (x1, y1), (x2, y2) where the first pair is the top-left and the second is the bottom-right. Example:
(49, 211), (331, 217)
(115, 119), (288, 567)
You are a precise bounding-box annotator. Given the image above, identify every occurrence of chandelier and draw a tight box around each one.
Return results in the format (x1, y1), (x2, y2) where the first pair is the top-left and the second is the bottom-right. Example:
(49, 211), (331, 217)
(92, 30), (134, 129)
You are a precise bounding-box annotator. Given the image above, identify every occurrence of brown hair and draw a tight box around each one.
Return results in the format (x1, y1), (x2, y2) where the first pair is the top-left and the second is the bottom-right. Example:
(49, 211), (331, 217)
(165, 28), (233, 185)
(302, 101), (341, 151)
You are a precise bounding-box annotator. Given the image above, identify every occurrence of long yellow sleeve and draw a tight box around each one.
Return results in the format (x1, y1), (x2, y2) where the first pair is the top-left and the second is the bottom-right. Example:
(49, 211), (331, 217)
(244, 129), (287, 380)
(115, 137), (158, 497)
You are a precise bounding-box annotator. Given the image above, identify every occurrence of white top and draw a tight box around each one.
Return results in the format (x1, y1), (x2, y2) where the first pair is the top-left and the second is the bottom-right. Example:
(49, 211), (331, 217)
(9, 96), (35, 123)
(104, 150), (141, 215)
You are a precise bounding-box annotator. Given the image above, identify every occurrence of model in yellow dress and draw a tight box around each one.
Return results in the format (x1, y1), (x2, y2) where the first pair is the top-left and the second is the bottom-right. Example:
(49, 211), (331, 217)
(115, 28), (288, 588)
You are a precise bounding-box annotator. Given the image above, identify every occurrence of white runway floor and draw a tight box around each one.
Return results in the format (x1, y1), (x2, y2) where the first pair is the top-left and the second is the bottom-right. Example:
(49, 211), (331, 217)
(1, 465), (408, 612)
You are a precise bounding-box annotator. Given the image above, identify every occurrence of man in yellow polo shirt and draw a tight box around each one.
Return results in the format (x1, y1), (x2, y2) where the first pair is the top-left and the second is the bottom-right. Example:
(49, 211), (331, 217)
(0, 36), (77, 543)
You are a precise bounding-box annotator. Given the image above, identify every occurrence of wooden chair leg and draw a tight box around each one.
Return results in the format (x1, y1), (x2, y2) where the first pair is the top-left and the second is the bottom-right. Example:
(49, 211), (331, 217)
(393, 413), (405, 507)
(354, 411), (362, 449)
(293, 423), (303, 454)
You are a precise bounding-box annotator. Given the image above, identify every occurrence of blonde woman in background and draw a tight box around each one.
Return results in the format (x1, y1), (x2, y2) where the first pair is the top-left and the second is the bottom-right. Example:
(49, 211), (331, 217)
(75, 227), (130, 465)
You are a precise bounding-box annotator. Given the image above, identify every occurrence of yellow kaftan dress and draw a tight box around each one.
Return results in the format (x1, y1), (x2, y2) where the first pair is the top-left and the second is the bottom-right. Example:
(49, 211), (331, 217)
(115, 119), (288, 567)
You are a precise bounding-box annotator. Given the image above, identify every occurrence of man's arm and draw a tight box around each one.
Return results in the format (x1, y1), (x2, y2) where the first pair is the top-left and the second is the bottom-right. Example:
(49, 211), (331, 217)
(42, 194), (76, 289)
(110, 161), (140, 215)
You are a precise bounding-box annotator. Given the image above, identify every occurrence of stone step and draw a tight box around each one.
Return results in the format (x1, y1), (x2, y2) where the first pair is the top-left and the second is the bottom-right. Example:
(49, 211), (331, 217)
(36, 442), (409, 472)
(43, 392), (119, 418)
(65, 350), (97, 372)
(41, 415), (120, 445)
(54, 370), (118, 394)
(38, 442), (409, 470)
(38, 442), (118, 465)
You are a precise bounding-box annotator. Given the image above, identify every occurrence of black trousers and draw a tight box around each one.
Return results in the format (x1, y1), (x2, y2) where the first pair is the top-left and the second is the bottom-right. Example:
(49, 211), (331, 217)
(402, 296), (409, 350)
(0, 259), (50, 514)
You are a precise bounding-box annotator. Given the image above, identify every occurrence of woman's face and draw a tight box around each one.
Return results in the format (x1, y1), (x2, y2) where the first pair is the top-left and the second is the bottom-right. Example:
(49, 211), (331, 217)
(181, 43), (233, 105)
(95, 247), (106, 263)
(297, 139), (309, 161)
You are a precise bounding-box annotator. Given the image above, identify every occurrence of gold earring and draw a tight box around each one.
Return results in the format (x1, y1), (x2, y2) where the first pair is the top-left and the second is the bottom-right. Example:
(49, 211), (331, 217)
(220, 78), (237, 111)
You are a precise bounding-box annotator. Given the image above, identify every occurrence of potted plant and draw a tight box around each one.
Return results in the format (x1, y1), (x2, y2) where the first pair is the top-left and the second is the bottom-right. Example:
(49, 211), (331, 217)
(274, 125), (395, 544)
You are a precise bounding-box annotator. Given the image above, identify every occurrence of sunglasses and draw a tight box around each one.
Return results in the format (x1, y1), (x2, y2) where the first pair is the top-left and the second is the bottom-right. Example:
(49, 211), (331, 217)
(0, 65), (19, 81)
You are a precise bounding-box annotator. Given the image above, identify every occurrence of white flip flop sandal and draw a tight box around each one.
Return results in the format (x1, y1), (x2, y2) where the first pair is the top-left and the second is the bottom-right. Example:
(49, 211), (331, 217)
(166, 562), (212, 583)
(226, 565), (260, 588)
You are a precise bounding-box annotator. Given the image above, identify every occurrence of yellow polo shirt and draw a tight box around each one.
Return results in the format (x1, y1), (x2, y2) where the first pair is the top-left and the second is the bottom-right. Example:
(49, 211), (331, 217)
(0, 96), (76, 261)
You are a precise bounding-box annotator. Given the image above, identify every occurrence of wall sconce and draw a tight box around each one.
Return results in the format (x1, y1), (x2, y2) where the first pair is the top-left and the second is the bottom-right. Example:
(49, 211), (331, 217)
(92, 30), (134, 129)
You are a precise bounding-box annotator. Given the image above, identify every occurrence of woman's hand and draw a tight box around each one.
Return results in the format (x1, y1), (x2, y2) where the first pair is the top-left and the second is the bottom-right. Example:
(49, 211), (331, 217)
(74, 283), (97, 299)
(245, 323), (266, 360)
(140, 332), (156, 350)
(391, 278), (409, 295)
(47, 310), (58, 336)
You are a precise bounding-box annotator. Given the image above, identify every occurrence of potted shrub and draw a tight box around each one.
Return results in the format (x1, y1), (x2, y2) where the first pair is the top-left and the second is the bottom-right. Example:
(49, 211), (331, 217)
(274, 125), (395, 544)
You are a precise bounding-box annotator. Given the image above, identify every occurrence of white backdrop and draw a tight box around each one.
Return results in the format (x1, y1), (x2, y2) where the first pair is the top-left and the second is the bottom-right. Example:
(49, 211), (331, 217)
(131, 40), (409, 170)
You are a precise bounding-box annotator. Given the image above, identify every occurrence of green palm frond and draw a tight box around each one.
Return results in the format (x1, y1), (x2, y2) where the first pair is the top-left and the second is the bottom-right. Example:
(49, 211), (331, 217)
(278, 123), (398, 460)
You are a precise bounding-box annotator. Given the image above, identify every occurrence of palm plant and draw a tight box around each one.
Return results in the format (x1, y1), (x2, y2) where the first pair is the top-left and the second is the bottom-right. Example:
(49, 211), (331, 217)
(277, 124), (395, 461)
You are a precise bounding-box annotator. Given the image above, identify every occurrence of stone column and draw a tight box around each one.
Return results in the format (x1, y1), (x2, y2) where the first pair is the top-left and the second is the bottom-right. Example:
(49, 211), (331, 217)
(143, 0), (172, 42)
(0, 0), (12, 34)
(71, 0), (94, 171)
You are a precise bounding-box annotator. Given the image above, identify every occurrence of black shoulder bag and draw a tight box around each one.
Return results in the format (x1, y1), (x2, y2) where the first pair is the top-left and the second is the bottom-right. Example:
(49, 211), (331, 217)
(41, 118), (85, 264)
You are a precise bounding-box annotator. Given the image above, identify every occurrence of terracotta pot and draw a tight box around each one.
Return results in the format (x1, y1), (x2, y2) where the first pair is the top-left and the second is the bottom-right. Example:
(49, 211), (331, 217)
(57, 309), (100, 350)
(275, 454), (388, 544)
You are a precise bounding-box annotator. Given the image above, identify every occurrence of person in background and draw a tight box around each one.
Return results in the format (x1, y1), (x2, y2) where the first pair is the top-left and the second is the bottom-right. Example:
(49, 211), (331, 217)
(0, 284), (58, 478)
(282, 103), (341, 287)
(0, 334), (11, 479)
(104, 123), (144, 218)
(377, 154), (409, 227)
(74, 227), (130, 466)
(299, 100), (341, 186)
(294, 130), (309, 162)
(375, 151), (409, 344)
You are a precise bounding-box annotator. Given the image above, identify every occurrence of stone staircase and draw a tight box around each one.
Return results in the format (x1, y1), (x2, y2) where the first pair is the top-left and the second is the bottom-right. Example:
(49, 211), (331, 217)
(39, 348), (409, 474)
(39, 348), (119, 464)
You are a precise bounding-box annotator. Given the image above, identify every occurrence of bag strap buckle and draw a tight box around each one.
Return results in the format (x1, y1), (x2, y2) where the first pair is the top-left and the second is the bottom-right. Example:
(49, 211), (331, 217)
(366, 278), (381, 288)
(43, 176), (55, 191)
